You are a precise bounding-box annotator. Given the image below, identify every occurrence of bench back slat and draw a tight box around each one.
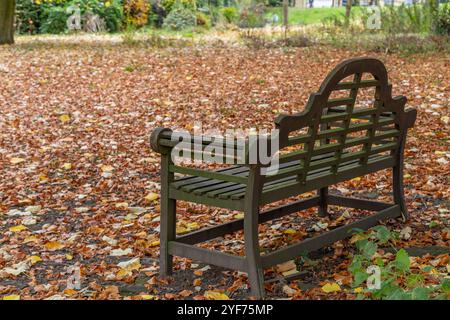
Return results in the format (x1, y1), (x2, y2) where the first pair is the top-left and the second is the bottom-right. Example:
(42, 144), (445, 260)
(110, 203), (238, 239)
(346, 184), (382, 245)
(272, 58), (407, 184)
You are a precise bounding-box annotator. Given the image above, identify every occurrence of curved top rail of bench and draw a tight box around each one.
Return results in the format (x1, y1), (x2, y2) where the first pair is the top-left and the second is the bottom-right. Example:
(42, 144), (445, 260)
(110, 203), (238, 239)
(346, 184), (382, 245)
(274, 57), (415, 145)
(317, 57), (389, 98)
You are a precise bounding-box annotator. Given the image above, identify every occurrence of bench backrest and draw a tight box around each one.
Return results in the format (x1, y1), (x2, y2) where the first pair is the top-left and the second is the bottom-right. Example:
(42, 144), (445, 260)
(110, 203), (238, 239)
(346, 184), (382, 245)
(272, 58), (411, 183)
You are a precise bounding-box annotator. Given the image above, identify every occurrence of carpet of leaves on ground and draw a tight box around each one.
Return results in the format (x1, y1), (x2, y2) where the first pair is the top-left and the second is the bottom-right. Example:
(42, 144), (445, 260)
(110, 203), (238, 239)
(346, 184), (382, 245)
(0, 37), (448, 300)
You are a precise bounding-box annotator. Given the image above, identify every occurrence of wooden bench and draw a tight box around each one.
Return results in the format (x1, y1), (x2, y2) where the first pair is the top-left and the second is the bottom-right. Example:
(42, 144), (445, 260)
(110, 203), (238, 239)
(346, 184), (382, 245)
(150, 58), (417, 298)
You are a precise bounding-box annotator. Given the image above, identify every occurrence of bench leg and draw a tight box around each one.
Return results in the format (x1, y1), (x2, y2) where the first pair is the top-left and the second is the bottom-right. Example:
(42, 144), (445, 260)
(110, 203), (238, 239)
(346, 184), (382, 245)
(244, 167), (265, 299)
(318, 187), (328, 217)
(160, 154), (176, 277)
(244, 207), (265, 299)
(160, 197), (176, 276)
(393, 135), (409, 221)
(393, 164), (408, 221)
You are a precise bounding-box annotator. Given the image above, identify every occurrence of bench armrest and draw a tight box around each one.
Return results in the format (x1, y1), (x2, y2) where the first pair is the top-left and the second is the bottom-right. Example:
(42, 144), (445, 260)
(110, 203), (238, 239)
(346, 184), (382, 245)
(404, 107), (417, 129)
(150, 127), (249, 164)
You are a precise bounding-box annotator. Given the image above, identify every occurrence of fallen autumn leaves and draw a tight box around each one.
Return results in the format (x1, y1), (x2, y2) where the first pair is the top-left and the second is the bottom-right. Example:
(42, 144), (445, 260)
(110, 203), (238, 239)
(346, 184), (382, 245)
(0, 38), (448, 300)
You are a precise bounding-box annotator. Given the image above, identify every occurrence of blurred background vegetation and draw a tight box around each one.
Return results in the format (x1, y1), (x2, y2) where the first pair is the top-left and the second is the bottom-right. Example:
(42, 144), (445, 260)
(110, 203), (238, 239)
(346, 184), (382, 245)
(11, 0), (450, 52)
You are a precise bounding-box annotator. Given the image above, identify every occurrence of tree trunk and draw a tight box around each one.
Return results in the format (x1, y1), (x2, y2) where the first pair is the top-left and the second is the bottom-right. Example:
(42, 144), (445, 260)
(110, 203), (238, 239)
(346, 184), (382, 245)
(283, 0), (289, 28)
(345, 0), (352, 26)
(0, 0), (15, 45)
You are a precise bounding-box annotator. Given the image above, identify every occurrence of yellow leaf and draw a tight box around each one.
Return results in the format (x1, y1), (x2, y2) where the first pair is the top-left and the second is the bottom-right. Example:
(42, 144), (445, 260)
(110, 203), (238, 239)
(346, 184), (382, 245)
(321, 282), (341, 293)
(101, 165), (114, 172)
(28, 255), (42, 264)
(351, 177), (361, 182)
(66, 254), (73, 261)
(276, 260), (296, 273)
(186, 222), (200, 231)
(301, 192), (314, 198)
(144, 192), (158, 202)
(63, 288), (78, 296)
(141, 294), (156, 300)
(117, 257), (141, 272)
(24, 236), (38, 243)
(283, 229), (296, 235)
(44, 241), (65, 251)
(149, 240), (160, 247)
(204, 291), (230, 300)
(353, 287), (364, 293)
(9, 225), (27, 233)
(59, 114), (71, 123)
(176, 225), (188, 235)
(282, 269), (298, 277)
(350, 233), (367, 244)
(10, 157), (26, 165)
(234, 213), (244, 219)
(404, 173), (411, 179)
(115, 202), (129, 209)
(116, 268), (132, 279)
(62, 163), (72, 170)
(3, 295), (20, 300)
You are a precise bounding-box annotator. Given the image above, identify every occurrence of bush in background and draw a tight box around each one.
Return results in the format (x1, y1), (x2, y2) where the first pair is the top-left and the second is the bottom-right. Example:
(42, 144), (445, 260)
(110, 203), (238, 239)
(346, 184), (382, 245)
(195, 11), (211, 27)
(123, 0), (150, 27)
(148, 0), (167, 27)
(435, 3), (450, 35)
(16, 0), (41, 34)
(16, 0), (124, 34)
(163, 5), (196, 30)
(39, 5), (69, 33)
(161, 0), (196, 13)
(220, 6), (237, 24)
(236, 0), (266, 28)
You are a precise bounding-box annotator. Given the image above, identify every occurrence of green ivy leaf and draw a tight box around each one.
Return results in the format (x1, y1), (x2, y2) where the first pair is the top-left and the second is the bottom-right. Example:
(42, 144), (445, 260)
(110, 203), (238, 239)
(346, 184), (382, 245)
(406, 274), (424, 287)
(375, 257), (385, 267)
(372, 225), (391, 244)
(386, 288), (410, 300)
(355, 239), (368, 251)
(395, 248), (410, 273)
(371, 279), (397, 299)
(348, 255), (364, 274)
(411, 287), (431, 300)
(442, 278), (450, 293)
(354, 270), (369, 287)
(361, 240), (378, 259)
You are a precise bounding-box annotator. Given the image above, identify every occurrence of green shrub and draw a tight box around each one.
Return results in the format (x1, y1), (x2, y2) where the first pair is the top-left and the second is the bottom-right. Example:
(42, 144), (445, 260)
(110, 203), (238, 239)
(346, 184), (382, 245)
(99, 0), (123, 32)
(195, 11), (211, 27)
(348, 226), (448, 300)
(161, 0), (196, 13)
(220, 6), (237, 24)
(18, 0), (123, 34)
(435, 3), (450, 35)
(237, 1), (266, 28)
(16, 0), (41, 34)
(148, 1), (167, 27)
(123, 0), (150, 27)
(76, 0), (124, 32)
(39, 5), (69, 34)
(163, 6), (196, 30)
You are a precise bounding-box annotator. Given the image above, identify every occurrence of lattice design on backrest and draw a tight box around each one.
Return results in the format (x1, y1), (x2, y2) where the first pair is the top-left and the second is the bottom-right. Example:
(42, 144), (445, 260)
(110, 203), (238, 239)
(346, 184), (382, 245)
(303, 72), (398, 180)
(273, 58), (407, 185)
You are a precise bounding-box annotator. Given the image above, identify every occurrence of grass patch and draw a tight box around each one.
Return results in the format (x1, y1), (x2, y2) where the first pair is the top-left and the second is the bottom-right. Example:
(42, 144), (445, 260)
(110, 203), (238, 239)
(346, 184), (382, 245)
(265, 6), (363, 26)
